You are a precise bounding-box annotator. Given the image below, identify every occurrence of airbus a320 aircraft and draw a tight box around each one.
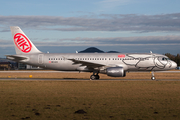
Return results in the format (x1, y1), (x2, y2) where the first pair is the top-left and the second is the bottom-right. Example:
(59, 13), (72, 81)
(6, 26), (177, 80)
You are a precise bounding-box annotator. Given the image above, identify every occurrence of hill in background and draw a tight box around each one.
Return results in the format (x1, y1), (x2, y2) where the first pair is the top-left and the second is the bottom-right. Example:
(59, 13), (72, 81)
(79, 47), (120, 53)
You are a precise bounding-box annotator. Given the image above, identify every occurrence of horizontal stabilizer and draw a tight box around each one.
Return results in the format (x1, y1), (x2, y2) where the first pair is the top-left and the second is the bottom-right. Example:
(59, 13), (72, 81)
(6, 55), (28, 61)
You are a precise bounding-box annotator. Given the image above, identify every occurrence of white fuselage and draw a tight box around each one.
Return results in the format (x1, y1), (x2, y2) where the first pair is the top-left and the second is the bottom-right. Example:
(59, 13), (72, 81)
(12, 53), (177, 72)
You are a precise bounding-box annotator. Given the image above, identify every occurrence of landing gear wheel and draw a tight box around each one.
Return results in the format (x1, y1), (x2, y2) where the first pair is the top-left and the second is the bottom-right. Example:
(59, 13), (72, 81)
(151, 76), (155, 80)
(95, 75), (100, 79)
(90, 75), (100, 80)
(150, 71), (156, 80)
(90, 75), (96, 80)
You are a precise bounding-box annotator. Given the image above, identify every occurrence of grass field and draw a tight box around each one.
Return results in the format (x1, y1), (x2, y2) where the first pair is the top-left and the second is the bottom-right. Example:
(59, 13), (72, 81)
(0, 80), (180, 120)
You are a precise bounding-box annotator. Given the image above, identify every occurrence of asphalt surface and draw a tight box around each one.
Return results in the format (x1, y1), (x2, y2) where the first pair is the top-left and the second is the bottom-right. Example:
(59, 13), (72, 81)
(0, 70), (179, 81)
(0, 70), (180, 73)
(0, 78), (179, 81)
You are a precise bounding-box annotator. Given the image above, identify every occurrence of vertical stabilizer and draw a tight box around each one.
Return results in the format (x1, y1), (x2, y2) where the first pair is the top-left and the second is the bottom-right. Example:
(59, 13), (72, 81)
(10, 26), (41, 54)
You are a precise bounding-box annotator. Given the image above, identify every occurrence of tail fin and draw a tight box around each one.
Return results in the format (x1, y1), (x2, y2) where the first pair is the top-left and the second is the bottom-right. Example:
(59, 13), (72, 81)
(10, 26), (41, 54)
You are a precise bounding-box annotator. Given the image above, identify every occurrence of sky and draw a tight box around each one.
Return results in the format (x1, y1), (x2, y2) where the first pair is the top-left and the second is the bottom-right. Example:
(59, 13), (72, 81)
(0, 0), (180, 57)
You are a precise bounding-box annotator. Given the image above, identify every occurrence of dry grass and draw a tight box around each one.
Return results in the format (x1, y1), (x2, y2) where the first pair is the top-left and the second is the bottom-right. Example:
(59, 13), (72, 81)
(0, 71), (180, 119)
(0, 80), (180, 120)
(0, 71), (180, 80)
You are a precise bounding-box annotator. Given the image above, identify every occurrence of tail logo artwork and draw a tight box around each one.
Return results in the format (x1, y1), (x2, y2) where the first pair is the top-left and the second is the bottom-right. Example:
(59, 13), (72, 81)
(14, 33), (32, 53)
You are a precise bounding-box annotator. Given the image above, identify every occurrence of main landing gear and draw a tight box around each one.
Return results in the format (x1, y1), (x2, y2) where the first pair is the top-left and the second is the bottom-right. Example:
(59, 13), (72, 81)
(151, 71), (156, 80)
(90, 72), (100, 80)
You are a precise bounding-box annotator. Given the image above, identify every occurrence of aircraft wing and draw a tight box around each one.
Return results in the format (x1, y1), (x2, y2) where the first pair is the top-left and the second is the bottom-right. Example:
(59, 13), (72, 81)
(6, 55), (28, 61)
(68, 58), (105, 68)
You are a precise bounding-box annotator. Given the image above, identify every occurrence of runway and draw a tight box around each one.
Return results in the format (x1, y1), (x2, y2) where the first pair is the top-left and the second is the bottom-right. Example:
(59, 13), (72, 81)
(0, 71), (79, 73)
(0, 70), (180, 73)
(0, 70), (179, 81)
(0, 78), (180, 81)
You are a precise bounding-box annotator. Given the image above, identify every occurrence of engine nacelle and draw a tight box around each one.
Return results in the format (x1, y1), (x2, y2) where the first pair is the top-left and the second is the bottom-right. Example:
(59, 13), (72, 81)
(106, 67), (126, 77)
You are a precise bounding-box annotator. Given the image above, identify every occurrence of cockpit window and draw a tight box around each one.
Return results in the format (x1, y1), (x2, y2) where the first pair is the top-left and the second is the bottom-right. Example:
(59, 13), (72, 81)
(162, 57), (169, 61)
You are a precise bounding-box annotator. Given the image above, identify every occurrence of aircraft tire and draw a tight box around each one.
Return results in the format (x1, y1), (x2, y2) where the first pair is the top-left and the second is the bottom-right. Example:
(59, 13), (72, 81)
(95, 75), (100, 79)
(151, 76), (155, 80)
(90, 75), (96, 80)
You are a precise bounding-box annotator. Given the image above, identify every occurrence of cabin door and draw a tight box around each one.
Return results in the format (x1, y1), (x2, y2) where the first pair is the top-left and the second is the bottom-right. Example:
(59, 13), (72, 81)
(38, 54), (44, 64)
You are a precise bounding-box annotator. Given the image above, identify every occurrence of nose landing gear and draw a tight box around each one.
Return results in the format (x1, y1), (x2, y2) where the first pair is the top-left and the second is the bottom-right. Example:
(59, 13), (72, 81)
(151, 71), (156, 80)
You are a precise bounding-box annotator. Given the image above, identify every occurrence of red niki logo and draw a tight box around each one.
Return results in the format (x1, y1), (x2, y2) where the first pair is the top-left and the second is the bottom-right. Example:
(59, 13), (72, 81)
(118, 54), (125, 58)
(14, 33), (32, 53)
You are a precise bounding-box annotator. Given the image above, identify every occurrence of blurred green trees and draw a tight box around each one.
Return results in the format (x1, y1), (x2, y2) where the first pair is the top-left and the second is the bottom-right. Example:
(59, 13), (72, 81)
(165, 53), (180, 66)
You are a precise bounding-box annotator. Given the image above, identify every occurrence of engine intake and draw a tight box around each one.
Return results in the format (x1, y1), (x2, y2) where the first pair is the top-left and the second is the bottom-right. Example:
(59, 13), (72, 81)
(106, 67), (126, 77)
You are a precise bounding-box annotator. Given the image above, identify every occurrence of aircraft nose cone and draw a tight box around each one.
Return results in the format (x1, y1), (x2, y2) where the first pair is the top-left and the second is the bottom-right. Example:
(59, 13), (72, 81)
(172, 61), (177, 69)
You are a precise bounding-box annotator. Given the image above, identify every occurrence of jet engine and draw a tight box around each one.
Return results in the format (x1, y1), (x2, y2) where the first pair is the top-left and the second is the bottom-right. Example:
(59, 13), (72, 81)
(106, 67), (126, 77)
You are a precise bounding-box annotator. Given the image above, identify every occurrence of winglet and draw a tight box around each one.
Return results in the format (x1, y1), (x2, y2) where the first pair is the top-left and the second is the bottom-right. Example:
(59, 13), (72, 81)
(10, 26), (42, 54)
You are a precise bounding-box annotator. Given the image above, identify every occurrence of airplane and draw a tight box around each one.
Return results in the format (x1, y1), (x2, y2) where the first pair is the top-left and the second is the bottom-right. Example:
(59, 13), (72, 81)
(6, 26), (177, 80)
